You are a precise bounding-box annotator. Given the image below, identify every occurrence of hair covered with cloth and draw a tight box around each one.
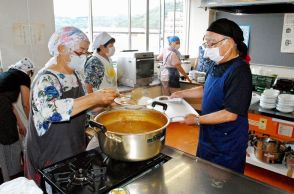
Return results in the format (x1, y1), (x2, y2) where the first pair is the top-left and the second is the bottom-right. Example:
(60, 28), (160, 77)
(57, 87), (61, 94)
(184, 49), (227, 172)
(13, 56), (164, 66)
(167, 36), (180, 43)
(48, 26), (89, 56)
(207, 18), (248, 59)
(8, 57), (35, 74)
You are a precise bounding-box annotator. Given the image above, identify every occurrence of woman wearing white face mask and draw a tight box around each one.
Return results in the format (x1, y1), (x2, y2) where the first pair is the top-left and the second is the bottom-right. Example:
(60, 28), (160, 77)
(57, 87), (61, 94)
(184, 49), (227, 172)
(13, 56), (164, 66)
(171, 19), (252, 174)
(24, 27), (117, 185)
(84, 32), (117, 93)
(157, 36), (191, 96)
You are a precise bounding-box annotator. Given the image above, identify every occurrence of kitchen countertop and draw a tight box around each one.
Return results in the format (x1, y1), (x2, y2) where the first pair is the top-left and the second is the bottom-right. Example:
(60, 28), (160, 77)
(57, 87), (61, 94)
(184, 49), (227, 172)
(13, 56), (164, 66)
(118, 78), (161, 93)
(118, 146), (289, 194)
(249, 103), (294, 122)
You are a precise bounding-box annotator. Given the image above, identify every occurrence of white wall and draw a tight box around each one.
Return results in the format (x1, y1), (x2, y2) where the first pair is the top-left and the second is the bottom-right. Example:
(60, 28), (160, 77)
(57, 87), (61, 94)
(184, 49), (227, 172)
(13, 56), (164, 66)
(0, 0), (55, 71)
(188, 0), (210, 58)
(0, 0), (55, 127)
(251, 64), (294, 79)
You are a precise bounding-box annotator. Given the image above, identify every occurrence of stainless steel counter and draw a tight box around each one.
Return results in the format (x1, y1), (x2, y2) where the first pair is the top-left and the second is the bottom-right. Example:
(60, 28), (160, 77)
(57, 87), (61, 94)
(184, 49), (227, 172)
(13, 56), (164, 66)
(119, 146), (290, 194)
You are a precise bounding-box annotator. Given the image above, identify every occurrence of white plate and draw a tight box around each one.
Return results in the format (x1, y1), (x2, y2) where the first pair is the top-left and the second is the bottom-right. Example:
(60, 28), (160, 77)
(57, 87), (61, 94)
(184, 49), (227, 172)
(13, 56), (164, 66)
(259, 102), (276, 109)
(278, 94), (294, 103)
(276, 106), (294, 113)
(260, 98), (276, 103)
(114, 97), (136, 105)
(277, 101), (294, 107)
(262, 89), (280, 97)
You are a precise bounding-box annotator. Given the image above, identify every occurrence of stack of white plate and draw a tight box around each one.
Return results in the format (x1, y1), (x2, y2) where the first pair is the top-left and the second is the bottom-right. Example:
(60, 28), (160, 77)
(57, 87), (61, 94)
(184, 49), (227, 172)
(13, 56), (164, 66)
(259, 89), (280, 109)
(276, 94), (294, 113)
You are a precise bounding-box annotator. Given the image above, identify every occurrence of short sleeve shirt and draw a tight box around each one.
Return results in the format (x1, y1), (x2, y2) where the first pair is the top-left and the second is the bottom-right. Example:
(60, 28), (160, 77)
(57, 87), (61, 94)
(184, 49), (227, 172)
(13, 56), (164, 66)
(206, 57), (252, 116)
(84, 56), (104, 90)
(158, 48), (181, 81)
(0, 69), (31, 102)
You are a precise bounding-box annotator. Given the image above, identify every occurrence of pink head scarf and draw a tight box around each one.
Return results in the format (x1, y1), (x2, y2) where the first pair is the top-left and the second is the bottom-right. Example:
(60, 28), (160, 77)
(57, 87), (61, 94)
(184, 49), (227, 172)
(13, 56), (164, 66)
(48, 26), (89, 56)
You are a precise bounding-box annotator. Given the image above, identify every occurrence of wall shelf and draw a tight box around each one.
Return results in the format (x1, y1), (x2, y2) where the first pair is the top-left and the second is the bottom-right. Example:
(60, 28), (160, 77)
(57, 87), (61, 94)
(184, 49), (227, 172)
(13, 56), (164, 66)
(246, 146), (293, 178)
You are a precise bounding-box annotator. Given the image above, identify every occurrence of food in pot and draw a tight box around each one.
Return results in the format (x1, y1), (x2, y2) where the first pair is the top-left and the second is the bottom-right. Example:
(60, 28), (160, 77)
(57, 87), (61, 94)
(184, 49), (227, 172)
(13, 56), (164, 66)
(106, 120), (162, 134)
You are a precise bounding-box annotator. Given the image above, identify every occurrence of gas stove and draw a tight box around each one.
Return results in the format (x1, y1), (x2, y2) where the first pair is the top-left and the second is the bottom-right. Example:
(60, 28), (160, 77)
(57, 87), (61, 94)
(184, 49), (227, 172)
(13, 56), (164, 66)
(39, 148), (171, 194)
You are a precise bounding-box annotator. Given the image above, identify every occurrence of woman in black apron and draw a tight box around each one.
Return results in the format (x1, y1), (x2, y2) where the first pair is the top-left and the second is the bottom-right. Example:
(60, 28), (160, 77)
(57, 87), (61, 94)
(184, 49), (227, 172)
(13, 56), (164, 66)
(157, 36), (191, 96)
(0, 58), (34, 181)
(24, 27), (117, 185)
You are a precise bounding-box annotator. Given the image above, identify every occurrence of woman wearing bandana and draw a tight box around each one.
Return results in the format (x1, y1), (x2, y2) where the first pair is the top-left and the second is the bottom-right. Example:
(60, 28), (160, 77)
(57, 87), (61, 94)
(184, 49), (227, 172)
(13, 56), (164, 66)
(157, 36), (191, 96)
(0, 58), (35, 181)
(172, 19), (252, 173)
(24, 27), (117, 185)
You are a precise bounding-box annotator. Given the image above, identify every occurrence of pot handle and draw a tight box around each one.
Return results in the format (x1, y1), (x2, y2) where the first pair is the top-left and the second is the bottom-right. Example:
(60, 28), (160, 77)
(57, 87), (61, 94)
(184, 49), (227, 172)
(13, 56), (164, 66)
(88, 120), (107, 134)
(151, 101), (168, 111)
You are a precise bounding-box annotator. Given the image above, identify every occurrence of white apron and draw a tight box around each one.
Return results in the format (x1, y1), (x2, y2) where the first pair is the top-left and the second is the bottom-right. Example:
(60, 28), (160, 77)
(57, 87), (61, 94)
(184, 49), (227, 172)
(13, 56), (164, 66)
(94, 53), (117, 90)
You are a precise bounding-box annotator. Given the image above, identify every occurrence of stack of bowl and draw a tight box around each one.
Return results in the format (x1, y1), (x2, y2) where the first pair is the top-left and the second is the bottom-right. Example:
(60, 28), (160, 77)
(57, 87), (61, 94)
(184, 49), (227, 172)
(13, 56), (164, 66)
(259, 89), (280, 109)
(276, 94), (294, 113)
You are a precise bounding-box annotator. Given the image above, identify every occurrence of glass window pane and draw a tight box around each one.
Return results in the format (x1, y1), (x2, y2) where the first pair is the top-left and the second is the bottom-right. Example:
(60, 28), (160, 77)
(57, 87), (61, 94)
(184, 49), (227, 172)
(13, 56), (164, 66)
(131, 0), (146, 51)
(175, 0), (185, 54)
(149, 0), (161, 54)
(92, 0), (128, 53)
(53, 0), (89, 35)
(164, 0), (175, 47)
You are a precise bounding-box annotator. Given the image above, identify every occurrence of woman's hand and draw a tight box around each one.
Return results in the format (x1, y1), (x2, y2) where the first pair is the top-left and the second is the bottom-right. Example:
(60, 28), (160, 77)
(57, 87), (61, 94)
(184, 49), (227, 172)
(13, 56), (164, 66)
(180, 114), (199, 125)
(170, 91), (182, 98)
(93, 89), (118, 106)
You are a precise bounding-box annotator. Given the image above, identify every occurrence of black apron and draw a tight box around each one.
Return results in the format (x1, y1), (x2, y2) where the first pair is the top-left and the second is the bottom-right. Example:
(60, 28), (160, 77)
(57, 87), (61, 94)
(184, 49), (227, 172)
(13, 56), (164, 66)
(167, 67), (180, 88)
(0, 94), (19, 145)
(24, 71), (87, 185)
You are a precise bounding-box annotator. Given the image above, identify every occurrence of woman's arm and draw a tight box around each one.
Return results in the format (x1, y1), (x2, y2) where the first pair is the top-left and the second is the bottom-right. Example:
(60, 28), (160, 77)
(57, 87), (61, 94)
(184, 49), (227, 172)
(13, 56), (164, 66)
(71, 90), (117, 116)
(171, 86), (203, 99)
(34, 74), (117, 122)
(85, 83), (94, 94)
(20, 85), (30, 118)
(12, 106), (26, 136)
(182, 109), (238, 125)
(175, 63), (191, 83)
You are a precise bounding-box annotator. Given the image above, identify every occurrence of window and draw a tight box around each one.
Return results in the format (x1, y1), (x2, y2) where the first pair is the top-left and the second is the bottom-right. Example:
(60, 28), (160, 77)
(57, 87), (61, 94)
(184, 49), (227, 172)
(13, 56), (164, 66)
(53, 0), (89, 36)
(149, 0), (161, 53)
(53, 0), (189, 55)
(92, 0), (128, 53)
(131, 0), (146, 51)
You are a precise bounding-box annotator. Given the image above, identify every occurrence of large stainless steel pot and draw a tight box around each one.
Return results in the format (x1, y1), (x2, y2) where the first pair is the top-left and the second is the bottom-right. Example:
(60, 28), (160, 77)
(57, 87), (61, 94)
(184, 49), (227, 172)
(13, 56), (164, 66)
(89, 101), (169, 162)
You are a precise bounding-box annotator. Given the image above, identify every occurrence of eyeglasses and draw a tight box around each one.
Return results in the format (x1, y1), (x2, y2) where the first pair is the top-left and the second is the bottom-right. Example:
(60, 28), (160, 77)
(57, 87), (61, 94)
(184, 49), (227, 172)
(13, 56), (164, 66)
(202, 38), (228, 48)
(74, 50), (89, 56)
(74, 46), (89, 56)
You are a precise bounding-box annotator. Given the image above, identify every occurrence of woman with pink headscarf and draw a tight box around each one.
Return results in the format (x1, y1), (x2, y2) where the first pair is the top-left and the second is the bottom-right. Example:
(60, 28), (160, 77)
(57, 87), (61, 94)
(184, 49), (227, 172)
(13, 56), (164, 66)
(24, 27), (117, 185)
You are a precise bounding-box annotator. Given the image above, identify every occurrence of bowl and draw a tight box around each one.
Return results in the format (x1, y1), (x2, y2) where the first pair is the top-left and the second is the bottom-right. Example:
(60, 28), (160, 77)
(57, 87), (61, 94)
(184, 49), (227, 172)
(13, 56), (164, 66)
(262, 89), (280, 97)
(278, 94), (294, 103)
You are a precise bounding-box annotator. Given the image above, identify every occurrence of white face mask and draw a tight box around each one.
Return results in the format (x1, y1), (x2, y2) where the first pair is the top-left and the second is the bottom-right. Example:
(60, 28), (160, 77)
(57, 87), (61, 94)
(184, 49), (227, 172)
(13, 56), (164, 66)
(203, 47), (224, 64)
(174, 44), (180, 50)
(69, 54), (87, 72)
(106, 47), (115, 57)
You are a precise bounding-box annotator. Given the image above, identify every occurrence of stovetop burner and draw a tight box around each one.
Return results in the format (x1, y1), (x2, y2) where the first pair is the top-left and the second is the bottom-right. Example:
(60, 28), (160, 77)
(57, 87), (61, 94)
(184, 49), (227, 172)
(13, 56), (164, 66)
(40, 148), (171, 194)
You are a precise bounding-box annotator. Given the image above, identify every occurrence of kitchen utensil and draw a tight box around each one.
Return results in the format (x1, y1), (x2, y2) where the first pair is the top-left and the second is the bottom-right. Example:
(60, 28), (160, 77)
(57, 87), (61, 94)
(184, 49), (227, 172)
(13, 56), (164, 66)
(89, 101), (169, 161)
(253, 136), (287, 164)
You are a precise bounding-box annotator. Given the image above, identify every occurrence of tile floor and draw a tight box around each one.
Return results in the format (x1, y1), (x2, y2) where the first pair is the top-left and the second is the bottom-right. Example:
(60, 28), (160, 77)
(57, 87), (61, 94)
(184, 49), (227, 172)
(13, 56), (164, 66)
(165, 123), (294, 193)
